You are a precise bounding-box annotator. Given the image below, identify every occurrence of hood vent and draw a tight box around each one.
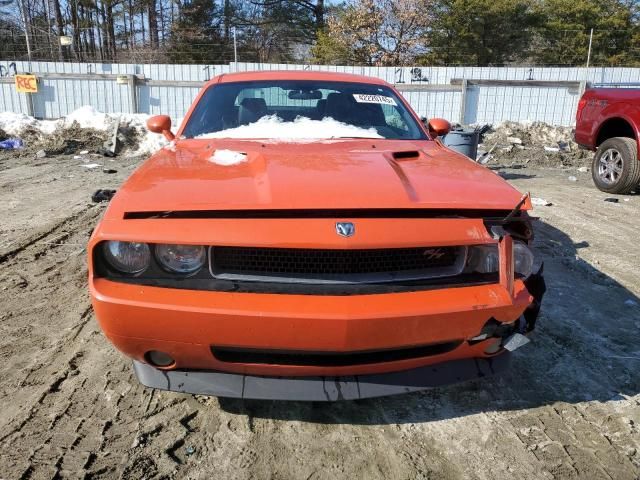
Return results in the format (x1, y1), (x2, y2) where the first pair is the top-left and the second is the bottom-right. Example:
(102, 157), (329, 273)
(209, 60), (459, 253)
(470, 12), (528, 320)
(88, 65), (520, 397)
(392, 150), (421, 160)
(123, 208), (522, 220)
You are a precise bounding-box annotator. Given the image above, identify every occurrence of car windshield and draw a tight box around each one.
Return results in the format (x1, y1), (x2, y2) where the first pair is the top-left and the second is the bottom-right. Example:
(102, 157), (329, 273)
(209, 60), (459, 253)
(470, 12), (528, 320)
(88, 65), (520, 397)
(181, 80), (427, 141)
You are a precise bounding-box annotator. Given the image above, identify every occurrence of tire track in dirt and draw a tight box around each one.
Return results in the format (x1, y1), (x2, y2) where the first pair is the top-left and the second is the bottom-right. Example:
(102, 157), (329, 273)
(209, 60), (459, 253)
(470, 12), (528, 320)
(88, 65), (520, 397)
(0, 204), (110, 478)
(0, 204), (97, 265)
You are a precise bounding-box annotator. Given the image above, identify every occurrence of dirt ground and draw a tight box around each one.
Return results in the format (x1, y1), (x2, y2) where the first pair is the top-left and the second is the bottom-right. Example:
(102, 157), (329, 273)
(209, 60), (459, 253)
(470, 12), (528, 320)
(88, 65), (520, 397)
(0, 149), (639, 480)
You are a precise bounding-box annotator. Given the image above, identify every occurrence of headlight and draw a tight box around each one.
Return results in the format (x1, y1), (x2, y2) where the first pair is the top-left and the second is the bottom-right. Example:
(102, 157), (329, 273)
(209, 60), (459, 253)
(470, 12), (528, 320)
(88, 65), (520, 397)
(103, 241), (150, 274)
(514, 242), (534, 277)
(155, 244), (206, 273)
(465, 242), (534, 277)
(465, 245), (499, 273)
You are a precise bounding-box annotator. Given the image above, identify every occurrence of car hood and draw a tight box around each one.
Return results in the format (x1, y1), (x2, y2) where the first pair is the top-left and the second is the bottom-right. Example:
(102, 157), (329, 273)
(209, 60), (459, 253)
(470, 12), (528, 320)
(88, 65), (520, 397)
(106, 139), (527, 219)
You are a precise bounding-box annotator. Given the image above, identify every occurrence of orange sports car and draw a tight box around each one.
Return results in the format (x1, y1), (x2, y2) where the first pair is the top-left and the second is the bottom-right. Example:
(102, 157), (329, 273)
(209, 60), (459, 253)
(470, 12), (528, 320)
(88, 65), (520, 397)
(88, 71), (545, 401)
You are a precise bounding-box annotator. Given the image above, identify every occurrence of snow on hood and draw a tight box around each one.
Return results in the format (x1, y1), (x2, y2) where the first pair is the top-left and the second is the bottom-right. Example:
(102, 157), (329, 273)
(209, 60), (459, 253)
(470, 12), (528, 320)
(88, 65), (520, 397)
(196, 115), (383, 141)
(210, 149), (248, 166)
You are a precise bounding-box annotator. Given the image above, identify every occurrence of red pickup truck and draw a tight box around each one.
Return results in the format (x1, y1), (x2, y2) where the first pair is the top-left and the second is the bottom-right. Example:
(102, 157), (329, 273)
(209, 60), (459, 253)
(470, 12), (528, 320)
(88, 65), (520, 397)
(575, 88), (640, 194)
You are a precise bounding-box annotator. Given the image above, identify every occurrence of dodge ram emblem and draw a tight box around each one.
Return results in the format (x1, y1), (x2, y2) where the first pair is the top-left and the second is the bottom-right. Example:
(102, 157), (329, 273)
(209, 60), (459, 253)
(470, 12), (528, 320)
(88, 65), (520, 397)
(336, 222), (355, 237)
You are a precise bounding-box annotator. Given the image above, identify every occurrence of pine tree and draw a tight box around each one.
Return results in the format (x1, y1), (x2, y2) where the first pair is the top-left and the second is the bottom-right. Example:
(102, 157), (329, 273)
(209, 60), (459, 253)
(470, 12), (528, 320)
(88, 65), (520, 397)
(421, 0), (539, 66)
(531, 0), (639, 66)
(167, 0), (224, 63)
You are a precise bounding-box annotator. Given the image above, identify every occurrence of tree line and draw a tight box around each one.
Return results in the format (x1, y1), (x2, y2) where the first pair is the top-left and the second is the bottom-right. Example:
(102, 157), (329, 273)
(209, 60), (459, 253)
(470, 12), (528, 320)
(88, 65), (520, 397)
(1, 0), (638, 66)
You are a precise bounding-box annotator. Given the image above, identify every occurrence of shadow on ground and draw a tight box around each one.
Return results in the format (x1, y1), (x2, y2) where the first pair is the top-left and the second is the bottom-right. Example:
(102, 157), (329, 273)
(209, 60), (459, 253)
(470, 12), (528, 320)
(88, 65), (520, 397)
(217, 219), (640, 425)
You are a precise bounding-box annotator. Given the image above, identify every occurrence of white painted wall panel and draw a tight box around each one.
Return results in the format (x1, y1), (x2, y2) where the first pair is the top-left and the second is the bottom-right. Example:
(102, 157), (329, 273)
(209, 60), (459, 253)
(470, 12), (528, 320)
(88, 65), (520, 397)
(1, 60), (639, 125)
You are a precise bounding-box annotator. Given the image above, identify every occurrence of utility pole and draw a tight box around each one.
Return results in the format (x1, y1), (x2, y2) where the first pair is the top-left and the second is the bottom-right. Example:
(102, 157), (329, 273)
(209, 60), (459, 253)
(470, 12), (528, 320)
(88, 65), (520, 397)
(584, 28), (594, 88)
(233, 27), (238, 72)
(586, 28), (594, 69)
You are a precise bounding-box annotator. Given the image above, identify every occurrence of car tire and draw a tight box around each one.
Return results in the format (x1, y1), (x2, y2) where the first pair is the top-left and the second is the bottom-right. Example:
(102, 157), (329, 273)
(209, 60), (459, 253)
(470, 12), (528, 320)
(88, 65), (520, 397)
(592, 137), (640, 194)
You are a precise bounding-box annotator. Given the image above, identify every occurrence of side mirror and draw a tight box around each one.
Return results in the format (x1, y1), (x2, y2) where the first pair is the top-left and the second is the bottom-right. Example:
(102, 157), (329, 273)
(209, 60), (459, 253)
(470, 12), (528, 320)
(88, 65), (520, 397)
(147, 115), (175, 141)
(427, 118), (451, 138)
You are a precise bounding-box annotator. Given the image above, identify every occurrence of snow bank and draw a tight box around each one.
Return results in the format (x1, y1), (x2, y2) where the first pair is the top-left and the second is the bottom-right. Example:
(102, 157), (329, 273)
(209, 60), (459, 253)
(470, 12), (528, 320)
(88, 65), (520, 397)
(482, 121), (576, 149)
(479, 121), (590, 167)
(0, 111), (58, 135)
(0, 106), (173, 155)
(120, 113), (171, 155)
(63, 106), (111, 130)
(197, 115), (382, 141)
(62, 108), (171, 154)
(210, 149), (248, 166)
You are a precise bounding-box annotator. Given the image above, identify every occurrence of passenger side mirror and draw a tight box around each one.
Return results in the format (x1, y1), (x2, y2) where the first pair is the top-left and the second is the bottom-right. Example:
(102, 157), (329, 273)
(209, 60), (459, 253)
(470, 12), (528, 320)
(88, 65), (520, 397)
(427, 118), (451, 138)
(147, 115), (175, 141)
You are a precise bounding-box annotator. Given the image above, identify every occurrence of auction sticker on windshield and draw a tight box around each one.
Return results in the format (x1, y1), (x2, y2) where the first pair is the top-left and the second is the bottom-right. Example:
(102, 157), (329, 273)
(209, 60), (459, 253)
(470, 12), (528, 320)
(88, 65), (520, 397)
(353, 94), (397, 106)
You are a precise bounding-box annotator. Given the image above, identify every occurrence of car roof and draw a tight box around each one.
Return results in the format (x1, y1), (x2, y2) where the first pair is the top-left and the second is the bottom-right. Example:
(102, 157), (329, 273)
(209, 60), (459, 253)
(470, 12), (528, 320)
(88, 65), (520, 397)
(209, 70), (391, 87)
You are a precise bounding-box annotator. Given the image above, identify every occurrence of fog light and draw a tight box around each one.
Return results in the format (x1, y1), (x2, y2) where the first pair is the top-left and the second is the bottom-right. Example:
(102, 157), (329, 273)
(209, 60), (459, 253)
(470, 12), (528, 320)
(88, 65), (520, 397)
(145, 350), (175, 367)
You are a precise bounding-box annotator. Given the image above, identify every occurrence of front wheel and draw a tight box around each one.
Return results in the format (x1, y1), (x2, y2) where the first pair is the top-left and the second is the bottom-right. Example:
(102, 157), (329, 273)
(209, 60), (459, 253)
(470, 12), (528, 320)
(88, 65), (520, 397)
(592, 137), (640, 194)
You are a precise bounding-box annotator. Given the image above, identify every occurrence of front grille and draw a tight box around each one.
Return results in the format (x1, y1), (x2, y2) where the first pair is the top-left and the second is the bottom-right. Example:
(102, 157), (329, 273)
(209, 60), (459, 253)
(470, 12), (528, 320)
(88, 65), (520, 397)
(211, 246), (464, 282)
(212, 341), (463, 367)
(96, 240), (500, 294)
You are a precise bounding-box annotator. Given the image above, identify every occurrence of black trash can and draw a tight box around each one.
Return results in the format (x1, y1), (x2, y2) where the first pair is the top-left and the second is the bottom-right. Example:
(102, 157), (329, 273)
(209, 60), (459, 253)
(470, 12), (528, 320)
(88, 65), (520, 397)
(442, 128), (480, 160)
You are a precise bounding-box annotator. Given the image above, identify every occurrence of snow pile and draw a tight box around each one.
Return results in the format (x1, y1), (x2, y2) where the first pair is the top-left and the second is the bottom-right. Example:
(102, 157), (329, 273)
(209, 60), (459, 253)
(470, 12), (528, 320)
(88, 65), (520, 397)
(197, 115), (382, 141)
(134, 129), (169, 155)
(120, 113), (170, 155)
(210, 149), (247, 166)
(0, 107), (173, 156)
(63, 108), (171, 154)
(63, 106), (111, 130)
(479, 121), (590, 167)
(482, 121), (577, 151)
(0, 111), (58, 136)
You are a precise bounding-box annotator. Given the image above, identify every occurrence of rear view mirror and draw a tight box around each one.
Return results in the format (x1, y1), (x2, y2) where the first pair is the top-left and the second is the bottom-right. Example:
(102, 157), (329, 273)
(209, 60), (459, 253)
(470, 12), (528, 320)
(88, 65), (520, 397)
(427, 118), (451, 138)
(288, 89), (322, 100)
(147, 115), (175, 141)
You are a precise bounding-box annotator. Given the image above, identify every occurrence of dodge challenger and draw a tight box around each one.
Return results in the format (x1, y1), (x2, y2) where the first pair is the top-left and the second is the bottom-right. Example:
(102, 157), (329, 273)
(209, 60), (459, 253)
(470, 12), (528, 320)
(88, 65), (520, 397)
(88, 70), (545, 401)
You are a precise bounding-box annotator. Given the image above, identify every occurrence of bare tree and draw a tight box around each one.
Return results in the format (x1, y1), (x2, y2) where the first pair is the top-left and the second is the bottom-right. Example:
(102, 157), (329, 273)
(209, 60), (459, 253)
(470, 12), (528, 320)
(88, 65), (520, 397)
(147, 0), (159, 46)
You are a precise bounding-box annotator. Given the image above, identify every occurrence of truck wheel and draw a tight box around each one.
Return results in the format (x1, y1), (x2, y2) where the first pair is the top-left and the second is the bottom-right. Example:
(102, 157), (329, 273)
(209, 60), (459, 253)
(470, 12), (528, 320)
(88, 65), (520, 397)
(592, 137), (640, 194)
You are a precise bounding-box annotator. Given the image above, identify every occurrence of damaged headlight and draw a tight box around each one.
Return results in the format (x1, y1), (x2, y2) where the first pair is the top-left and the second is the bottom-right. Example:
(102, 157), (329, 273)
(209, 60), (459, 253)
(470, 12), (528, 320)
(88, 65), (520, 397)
(513, 242), (534, 277)
(103, 241), (151, 274)
(465, 242), (534, 277)
(465, 245), (499, 274)
(155, 244), (206, 273)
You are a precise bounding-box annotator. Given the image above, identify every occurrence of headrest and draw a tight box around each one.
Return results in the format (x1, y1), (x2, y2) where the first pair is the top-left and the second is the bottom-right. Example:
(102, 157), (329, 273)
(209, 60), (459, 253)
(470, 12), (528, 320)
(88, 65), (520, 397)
(238, 97), (267, 125)
(240, 97), (267, 111)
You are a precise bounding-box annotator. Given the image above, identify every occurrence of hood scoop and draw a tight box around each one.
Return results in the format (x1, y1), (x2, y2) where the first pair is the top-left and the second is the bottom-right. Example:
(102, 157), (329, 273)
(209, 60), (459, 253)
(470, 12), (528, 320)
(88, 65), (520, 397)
(391, 150), (421, 160)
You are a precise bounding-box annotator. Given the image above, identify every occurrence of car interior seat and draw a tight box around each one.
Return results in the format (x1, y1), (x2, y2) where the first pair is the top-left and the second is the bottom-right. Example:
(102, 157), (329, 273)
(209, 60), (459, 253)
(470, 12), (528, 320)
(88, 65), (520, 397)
(325, 93), (352, 123)
(238, 98), (267, 125)
(315, 99), (327, 119)
(325, 93), (386, 127)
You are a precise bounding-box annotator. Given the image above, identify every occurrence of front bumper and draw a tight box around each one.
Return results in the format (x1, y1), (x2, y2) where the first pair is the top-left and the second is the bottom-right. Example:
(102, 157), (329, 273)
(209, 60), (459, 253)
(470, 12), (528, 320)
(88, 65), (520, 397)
(92, 277), (534, 377)
(89, 216), (545, 399)
(132, 353), (511, 401)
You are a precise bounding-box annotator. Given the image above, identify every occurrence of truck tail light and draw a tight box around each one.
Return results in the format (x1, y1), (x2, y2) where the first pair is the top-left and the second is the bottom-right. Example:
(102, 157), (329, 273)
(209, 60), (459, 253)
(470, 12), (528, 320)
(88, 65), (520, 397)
(576, 97), (588, 122)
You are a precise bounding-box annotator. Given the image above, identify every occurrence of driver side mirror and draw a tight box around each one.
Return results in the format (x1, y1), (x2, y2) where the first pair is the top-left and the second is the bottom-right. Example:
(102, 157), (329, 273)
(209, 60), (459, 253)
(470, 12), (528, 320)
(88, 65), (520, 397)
(147, 115), (175, 141)
(426, 117), (451, 138)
